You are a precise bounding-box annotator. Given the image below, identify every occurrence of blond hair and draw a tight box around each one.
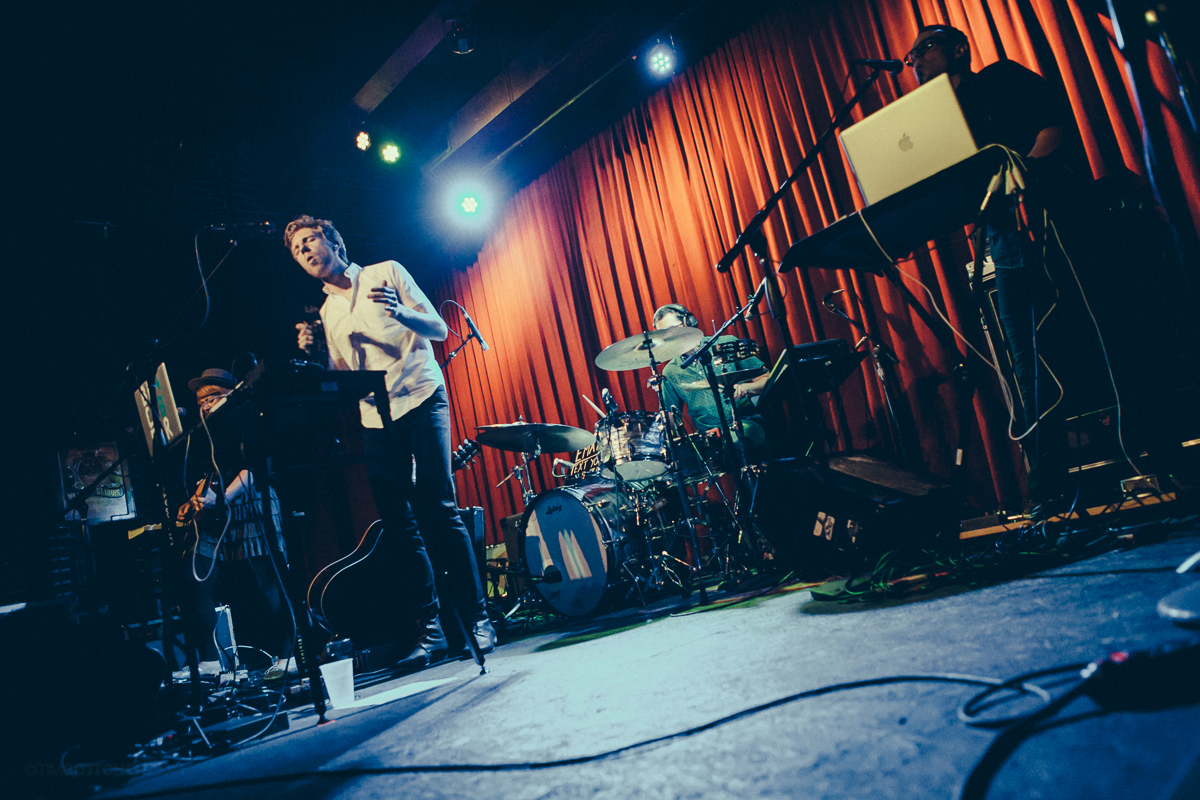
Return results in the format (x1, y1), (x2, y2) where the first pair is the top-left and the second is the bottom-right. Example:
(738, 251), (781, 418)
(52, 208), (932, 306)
(284, 215), (348, 263)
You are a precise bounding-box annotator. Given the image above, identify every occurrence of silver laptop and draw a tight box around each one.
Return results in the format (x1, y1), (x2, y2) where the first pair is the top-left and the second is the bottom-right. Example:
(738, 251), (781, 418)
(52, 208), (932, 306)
(839, 73), (978, 205)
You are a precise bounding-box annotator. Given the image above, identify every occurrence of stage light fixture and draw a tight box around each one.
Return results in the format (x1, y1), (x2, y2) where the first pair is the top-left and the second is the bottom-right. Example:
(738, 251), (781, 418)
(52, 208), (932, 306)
(646, 39), (676, 77)
(381, 143), (400, 163)
(443, 177), (498, 230)
(447, 17), (475, 55)
(355, 131), (371, 151)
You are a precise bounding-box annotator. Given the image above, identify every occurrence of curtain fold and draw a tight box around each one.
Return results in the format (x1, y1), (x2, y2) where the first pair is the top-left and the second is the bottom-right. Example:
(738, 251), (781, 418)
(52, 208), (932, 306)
(433, 0), (1199, 544)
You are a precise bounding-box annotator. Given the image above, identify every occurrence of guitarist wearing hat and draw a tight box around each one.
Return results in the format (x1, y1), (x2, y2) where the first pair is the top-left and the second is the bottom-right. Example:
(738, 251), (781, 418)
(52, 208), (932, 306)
(175, 368), (296, 682)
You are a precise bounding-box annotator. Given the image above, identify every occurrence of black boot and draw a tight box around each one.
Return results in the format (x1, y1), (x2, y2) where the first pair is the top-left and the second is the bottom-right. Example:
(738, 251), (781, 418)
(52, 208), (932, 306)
(469, 614), (497, 655)
(396, 615), (448, 670)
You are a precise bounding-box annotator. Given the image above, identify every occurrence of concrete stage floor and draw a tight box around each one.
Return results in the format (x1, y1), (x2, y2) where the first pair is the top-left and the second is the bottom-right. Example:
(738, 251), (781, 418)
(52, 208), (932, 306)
(97, 529), (1200, 800)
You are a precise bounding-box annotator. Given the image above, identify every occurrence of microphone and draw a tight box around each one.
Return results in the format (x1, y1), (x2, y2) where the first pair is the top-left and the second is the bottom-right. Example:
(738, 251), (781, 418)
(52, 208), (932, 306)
(542, 566), (563, 584)
(601, 388), (620, 415)
(854, 58), (904, 74)
(744, 278), (767, 320)
(822, 288), (845, 312)
(463, 309), (490, 352)
(206, 221), (278, 235)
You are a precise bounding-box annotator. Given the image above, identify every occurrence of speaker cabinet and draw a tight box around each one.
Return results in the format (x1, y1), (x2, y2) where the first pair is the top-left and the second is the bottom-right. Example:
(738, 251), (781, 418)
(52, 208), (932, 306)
(753, 455), (959, 577)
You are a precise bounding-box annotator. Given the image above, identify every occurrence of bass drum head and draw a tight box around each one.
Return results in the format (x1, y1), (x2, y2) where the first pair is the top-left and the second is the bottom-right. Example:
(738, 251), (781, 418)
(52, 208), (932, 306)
(519, 483), (620, 617)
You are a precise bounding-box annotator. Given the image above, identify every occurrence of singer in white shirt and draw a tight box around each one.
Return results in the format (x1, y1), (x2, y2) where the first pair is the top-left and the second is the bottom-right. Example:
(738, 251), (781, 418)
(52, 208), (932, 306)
(289, 215), (495, 668)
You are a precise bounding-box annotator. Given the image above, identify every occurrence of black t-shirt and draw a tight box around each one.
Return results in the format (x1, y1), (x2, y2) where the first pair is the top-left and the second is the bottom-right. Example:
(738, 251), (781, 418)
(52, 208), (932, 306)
(956, 60), (1089, 185)
(956, 61), (1062, 153)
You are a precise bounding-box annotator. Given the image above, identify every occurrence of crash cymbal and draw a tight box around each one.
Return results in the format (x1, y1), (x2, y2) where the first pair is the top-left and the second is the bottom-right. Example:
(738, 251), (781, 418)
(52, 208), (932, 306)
(475, 422), (596, 453)
(594, 327), (704, 371)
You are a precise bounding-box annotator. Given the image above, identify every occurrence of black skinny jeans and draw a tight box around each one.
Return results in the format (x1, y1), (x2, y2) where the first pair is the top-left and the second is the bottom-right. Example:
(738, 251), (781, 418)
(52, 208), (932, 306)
(361, 386), (486, 625)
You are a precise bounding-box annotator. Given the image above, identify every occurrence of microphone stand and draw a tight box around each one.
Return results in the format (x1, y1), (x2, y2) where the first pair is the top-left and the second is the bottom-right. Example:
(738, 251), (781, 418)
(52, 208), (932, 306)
(712, 65), (893, 464)
(441, 332), (480, 369)
(679, 292), (765, 471)
(821, 292), (920, 470)
(674, 295), (772, 579)
(127, 355), (206, 709)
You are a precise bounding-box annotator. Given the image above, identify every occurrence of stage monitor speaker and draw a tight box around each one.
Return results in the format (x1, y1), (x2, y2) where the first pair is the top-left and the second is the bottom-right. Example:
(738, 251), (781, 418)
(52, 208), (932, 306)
(458, 506), (486, 569)
(753, 455), (959, 577)
(497, 513), (526, 599)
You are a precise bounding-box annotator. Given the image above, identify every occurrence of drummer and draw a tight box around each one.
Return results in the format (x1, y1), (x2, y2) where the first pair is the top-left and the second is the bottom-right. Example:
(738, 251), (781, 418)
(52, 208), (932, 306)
(652, 303), (770, 460)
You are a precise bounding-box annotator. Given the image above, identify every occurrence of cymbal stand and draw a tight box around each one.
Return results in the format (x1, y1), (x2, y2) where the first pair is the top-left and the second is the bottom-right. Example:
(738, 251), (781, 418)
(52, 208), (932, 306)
(644, 346), (710, 604)
(677, 305), (766, 578)
(678, 294), (762, 472)
(495, 446), (539, 506)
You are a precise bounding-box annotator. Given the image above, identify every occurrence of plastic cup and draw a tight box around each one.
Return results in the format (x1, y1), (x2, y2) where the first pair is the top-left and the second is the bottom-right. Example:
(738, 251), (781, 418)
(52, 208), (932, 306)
(319, 658), (355, 708)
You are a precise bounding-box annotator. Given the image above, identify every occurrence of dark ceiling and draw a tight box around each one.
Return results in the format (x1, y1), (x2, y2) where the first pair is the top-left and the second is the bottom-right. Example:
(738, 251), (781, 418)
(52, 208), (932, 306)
(30, 0), (778, 228)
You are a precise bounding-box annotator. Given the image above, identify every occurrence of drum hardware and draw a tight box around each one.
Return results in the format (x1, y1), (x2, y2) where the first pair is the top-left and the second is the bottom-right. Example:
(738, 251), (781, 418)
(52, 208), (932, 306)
(595, 328), (712, 603)
(672, 430), (729, 484)
(594, 410), (668, 482)
(670, 300), (780, 580)
(710, 339), (763, 383)
(477, 420), (598, 505)
(821, 290), (920, 471)
(494, 449), (538, 505)
(472, 415), (674, 617)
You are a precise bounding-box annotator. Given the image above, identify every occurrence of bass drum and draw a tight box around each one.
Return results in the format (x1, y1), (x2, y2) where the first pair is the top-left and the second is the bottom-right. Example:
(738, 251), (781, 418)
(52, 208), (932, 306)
(519, 481), (641, 617)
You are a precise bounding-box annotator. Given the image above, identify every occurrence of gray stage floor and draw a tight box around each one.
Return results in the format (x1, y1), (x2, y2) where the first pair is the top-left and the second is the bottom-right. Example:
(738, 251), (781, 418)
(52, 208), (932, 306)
(98, 530), (1200, 800)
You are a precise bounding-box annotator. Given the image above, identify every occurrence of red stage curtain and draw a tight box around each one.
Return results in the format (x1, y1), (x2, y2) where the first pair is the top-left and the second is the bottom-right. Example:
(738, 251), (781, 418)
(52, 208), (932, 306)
(432, 0), (1199, 544)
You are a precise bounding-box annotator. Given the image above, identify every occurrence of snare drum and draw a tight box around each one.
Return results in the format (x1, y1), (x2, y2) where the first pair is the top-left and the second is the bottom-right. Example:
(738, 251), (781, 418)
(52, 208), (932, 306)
(594, 411), (668, 482)
(519, 481), (641, 616)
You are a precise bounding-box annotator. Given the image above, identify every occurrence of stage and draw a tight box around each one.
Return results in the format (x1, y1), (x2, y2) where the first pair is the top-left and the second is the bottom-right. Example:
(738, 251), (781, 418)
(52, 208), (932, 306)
(76, 523), (1200, 800)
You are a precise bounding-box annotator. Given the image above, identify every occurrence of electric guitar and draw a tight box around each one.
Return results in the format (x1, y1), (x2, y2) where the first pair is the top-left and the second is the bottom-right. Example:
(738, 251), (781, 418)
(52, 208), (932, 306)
(306, 438), (481, 641)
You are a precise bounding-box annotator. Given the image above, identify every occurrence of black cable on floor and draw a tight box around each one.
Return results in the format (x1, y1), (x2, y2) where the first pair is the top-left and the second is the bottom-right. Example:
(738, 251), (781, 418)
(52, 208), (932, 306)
(105, 671), (1058, 798)
(114, 639), (1200, 799)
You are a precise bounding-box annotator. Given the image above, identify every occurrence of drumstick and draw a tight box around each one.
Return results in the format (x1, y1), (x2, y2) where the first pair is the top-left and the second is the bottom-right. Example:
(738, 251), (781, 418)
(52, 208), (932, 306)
(581, 393), (605, 419)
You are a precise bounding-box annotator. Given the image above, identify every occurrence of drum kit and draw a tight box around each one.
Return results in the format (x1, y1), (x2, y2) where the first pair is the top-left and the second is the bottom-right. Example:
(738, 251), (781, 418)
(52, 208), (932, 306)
(474, 326), (769, 618)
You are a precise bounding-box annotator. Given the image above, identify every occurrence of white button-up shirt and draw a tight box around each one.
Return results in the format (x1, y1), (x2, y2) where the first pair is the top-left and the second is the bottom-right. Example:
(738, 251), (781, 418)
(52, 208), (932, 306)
(320, 261), (444, 428)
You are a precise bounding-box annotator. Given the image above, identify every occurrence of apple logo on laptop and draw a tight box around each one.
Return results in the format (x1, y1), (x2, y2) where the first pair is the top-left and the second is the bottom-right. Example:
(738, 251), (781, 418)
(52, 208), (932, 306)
(898, 134), (914, 152)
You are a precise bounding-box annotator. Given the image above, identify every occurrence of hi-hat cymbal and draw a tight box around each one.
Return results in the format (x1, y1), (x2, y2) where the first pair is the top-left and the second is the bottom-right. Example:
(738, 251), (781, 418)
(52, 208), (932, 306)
(594, 327), (703, 371)
(475, 422), (596, 453)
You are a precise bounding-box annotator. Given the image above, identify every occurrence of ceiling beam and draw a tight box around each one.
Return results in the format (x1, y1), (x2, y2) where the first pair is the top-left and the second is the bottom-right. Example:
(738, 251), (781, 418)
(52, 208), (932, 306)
(422, 0), (693, 176)
(352, 0), (477, 114)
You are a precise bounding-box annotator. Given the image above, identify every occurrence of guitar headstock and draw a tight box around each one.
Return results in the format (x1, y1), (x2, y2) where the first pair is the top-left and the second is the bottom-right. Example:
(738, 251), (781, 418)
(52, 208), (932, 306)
(451, 438), (481, 472)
